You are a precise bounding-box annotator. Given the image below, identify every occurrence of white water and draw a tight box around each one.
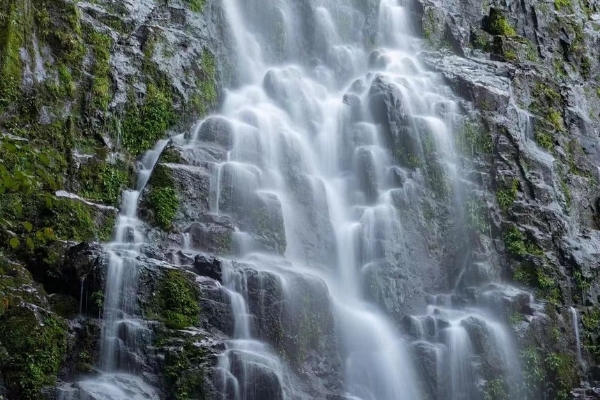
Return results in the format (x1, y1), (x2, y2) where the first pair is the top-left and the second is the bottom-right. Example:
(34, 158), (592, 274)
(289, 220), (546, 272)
(571, 306), (584, 370)
(63, 0), (528, 398)
(184, 0), (523, 399)
(60, 140), (168, 400)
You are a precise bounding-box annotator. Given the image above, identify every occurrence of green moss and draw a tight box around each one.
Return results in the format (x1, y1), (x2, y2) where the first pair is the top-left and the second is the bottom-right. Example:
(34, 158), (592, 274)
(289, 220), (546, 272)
(122, 84), (176, 155)
(484, 379), (508, 400)
(544, 352), (578, 398)
(186, 0), (205, 12)
(504, 49), (517, 61)
(79, 159), (131, 206)
(503, 225), (543, 257)
(146, 164), (179, 229)
(88, 32), (112, 111)
(147, 269), (200, 330)
(554, 0), (573, 10)
(49, 198), (96, 241)
(582, 308), (600, 361)
(456, 120), (492, 155)
(148, 187), (178, 229)
(496, 179), (518, 212)
(548, 109), (564, 131)
(164, 340), (207, 400)
(518, 348), (545, 398)
(504, 226), (527, 256)
(486, 9), (517, 36)
(188, 49), (218, 117)
(0, 0), (25, 109)
(0, 307), (67, 400)
(535, 131), (554, 150)
(513, 261), (561, 304)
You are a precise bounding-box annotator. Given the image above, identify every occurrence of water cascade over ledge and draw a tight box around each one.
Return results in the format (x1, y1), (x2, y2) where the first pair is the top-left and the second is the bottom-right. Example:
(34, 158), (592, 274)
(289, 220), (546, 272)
(60, 0), (536, 398)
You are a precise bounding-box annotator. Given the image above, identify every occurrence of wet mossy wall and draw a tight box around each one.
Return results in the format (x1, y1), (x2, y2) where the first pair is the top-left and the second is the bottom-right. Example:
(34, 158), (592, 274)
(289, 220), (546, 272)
(0, 0), (219, 396)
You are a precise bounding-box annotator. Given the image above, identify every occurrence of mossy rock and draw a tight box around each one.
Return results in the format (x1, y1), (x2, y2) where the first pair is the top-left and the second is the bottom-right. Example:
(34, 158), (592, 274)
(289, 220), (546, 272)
(145, 164), (179, 230)
(164, 338), (208, 400)
(48, 293), (78, 319)
(146, 268), (200, 330)
(0, 306), (67, 400)
(483, 9), (517, 37)
(0, 260), (48, 311)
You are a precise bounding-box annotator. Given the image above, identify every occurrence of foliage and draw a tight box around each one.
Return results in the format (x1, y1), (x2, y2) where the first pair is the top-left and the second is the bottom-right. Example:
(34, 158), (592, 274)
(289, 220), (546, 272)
(79, 159), (130, 206)
(554, 0), (572, 11)
(548, 109), (564, 131)
(518, 348), (545, 398)
(148, 269), (200, 330)
(496, 179), (518, 212)
(582, 308), (600, 362)
(148, 187), (178, 229)
(186, 0), (205, 13)
(486, 9), (517, 36)
(189, 49), (218, 117)
(146, 164), (179, 229)
(484, 379), (508, 400)
(535, 131), (554, 150)
(0, 308), (67, 399)
(456, 120), (493, 155)
(163, 338), (208, 400)
(122, 84), (176, 155)
(89, 31), (113, 110)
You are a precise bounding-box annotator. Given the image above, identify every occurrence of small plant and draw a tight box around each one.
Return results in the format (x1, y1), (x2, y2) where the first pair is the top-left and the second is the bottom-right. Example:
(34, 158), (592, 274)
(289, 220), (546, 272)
(496, 179), (518, 211)
(535, 131), (554, 150)
(486, 9), (517, 36)
(554, 0), (572, 11)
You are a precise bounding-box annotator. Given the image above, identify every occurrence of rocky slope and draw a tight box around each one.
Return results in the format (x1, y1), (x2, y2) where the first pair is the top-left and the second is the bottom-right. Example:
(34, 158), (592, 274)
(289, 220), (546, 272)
(1, 0), (600, 399)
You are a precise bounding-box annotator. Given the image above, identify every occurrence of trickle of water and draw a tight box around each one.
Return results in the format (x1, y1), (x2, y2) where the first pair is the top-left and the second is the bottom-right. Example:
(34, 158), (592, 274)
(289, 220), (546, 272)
(61, 140), (168, 399)
(571, 307), (584, 370)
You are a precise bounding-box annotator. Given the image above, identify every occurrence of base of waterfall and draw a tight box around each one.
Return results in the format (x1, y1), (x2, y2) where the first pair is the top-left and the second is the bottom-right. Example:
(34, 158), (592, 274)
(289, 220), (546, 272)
(57, 374), (160, 400)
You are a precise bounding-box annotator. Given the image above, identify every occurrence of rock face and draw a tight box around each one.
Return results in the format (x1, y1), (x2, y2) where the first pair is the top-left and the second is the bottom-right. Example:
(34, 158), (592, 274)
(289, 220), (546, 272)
(3, 0), (600, 398)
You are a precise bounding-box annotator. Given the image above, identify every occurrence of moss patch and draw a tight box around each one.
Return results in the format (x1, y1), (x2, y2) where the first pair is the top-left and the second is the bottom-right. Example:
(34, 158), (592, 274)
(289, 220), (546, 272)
(164, 339), (207, 400)
(122, 84), (176, 155)
(496, 179), (518, 212)
(484, 9), (517, 37)
(0, 307), (67, 400)
(147, 269), (200, 330)
(188, 49), (218, 117)
(146, 164), (179, 229)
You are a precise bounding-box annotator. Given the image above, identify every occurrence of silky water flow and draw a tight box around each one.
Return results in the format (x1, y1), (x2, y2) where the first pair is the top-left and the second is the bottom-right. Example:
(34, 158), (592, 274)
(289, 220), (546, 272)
(62, 0), (529, 399)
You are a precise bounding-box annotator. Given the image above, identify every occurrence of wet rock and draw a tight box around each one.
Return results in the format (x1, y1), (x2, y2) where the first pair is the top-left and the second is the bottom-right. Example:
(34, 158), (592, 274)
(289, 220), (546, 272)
(194, 116), (234, 150)
(413, 341), (443, 400)
(193, 254), (222, 282)
(368, 74), (418, 168)
(187, 216), (235, 255)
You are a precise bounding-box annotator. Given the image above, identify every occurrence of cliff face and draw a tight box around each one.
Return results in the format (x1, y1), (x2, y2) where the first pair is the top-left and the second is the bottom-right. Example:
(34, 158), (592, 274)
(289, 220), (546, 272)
(412, 0), (600, 393)
(0, 0), (223, 397)
(1, 0), (600, 398)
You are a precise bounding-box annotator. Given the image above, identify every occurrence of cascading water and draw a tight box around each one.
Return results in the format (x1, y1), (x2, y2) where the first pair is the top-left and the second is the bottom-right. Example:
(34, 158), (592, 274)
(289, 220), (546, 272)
(64, 0), (530, 398)
(571, 307), (584, 371)
(179, 0), (524, 399)
(60, 140), (168, 400)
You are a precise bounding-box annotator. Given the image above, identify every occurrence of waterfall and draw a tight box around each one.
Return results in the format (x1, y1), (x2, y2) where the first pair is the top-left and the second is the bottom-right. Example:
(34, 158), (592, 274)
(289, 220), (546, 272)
(571, 307), (584, 370)
(187, 0), (523, 398)
(62, 0), (529, 398)
(60, 140), (169, 400)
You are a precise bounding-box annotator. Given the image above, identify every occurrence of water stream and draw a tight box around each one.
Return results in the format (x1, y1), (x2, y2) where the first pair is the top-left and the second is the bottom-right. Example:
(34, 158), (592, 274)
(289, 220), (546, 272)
(64, 0), (529, 398)
(185, 0), (523, 398)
